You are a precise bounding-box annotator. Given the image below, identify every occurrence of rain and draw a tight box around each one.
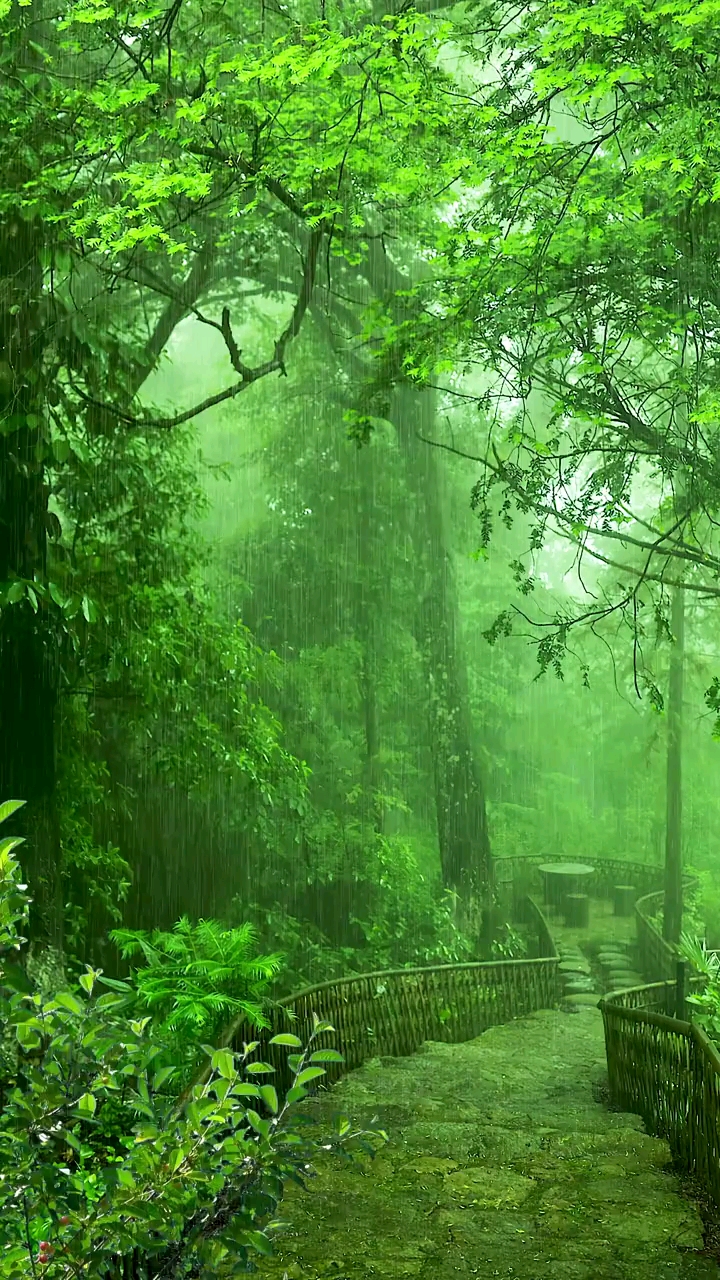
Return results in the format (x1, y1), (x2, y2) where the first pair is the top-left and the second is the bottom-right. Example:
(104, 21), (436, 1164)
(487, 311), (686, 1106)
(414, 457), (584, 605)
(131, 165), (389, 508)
(1, 0), (720, 1275)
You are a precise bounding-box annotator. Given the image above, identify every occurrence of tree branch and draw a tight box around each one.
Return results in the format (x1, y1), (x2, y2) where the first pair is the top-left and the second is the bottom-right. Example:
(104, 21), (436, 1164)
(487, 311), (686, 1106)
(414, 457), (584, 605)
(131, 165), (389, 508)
(73, 225), (324, 429)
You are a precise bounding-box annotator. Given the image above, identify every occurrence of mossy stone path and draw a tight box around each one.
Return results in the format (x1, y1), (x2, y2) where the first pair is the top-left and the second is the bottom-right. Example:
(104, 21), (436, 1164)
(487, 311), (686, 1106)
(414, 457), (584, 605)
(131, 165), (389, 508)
(260, 1007), (720, 1280)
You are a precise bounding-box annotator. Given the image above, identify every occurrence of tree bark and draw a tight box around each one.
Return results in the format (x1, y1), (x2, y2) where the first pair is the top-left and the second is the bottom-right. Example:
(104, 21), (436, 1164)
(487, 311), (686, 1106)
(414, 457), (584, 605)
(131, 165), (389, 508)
(356, 446), (385, 837)
(0, 207), (61, 946)
(663, 584), (684, 947)
(392, 382), (493, 906)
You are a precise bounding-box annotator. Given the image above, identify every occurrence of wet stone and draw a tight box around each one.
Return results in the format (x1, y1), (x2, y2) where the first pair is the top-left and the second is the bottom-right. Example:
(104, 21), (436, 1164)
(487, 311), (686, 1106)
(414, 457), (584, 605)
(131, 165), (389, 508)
(605, 972), (643, 987)
(253, 1007), (717, 1280)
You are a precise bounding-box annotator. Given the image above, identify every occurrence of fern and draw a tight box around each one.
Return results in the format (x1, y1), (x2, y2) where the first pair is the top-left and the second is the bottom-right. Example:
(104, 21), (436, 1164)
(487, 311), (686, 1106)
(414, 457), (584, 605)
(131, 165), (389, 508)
(110, 917), (284, 1041)
(679, 932), (720, 1043)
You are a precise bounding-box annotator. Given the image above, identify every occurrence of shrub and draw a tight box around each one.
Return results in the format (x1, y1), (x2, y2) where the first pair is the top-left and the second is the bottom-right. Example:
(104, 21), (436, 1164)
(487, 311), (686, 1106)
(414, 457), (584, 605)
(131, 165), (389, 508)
(0, 803), (387, 1277)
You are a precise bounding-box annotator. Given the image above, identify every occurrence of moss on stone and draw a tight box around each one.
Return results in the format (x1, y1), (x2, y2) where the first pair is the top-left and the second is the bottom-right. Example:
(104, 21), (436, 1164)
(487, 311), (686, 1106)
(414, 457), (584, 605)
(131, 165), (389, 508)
(258, 1008), (720, 1280)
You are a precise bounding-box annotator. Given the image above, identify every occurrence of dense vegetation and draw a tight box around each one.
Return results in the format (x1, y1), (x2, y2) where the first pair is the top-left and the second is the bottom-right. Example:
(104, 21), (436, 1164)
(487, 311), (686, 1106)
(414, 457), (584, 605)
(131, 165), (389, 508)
(2, 0), (720, 1269)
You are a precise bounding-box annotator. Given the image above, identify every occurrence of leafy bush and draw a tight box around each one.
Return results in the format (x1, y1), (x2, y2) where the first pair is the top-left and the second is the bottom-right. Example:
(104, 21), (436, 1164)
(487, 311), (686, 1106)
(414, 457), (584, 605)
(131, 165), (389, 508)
(490, 921), (528, 961)
(0, 803), (387, 1277)
(241, 904), (360, 995)
(348, 834), (477, 968)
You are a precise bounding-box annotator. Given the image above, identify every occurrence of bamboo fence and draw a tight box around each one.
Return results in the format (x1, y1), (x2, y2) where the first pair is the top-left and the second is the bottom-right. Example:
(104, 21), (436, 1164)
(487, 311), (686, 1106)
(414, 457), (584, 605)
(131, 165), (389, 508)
(495, 853), (664, 901)
(635, 873), (699, 980)
(223, 901), (559, 1092)
(600, 978), (720, 1204)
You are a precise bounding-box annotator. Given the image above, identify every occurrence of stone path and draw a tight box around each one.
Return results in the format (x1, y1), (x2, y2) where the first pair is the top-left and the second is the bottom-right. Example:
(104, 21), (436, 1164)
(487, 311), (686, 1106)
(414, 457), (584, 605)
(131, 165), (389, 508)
(259, 1006), (719, 1280)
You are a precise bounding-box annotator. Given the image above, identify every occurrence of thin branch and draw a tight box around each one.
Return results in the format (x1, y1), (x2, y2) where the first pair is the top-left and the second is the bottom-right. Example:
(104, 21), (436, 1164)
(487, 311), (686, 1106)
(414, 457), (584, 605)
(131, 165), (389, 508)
(72, 225), (324, 429)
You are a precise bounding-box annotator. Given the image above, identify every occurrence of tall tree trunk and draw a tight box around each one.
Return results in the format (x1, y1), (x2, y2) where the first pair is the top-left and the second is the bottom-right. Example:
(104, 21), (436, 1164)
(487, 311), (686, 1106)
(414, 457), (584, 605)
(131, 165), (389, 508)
(356, 446), (384, 837)
(317, 230), (493, 913)
(663, 333), (688, 950)
(0, 207), (61, 947)
(392, 382), (493, 908)
(663, 583), (684, 947)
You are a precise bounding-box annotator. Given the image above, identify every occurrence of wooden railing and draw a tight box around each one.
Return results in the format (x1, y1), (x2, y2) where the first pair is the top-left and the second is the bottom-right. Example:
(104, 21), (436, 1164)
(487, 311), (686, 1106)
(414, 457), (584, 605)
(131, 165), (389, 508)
(497, 854), (701, 983)
(503, 855), (720, 1210)
(600, 979), (720, 1204)
(495, 853), (665, 916)
(226, 936), (560, 1091)
(635, 874), (700, 980)
(528, 894), (557, 959)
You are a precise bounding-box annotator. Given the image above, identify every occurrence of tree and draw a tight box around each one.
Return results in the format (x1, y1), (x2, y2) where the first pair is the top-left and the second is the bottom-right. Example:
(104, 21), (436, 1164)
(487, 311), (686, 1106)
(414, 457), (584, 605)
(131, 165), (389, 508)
(231, 337), (477, 963)
(0, 0), (465, 946)
(392, 0), (720, 666)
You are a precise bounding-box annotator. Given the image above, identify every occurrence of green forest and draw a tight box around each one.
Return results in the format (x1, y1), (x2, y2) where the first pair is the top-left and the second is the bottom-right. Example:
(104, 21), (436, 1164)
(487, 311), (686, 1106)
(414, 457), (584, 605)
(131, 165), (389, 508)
(3, 0), (720, 1275)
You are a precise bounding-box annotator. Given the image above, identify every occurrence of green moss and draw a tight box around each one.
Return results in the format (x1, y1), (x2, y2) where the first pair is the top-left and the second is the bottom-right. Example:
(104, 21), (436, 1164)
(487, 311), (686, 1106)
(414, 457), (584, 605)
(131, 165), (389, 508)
(256, 1009), (720, 1280)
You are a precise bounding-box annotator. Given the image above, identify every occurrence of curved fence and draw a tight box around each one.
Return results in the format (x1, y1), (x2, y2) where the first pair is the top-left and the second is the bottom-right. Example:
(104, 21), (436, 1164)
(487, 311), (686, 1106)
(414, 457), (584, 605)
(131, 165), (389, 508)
(600, 979), (720, 1203)
(635, 875), (699, 980)
(238, 859), (719, 1213)
(494, 853), (664, 903)
(212, 858), (690, 1096)
(225, 931), (559, 1091)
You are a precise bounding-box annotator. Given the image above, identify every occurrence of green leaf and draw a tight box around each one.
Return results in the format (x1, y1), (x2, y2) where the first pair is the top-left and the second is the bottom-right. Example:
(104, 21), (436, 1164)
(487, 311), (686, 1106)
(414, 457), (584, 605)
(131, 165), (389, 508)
(78, 969), (97, 995)
(77, 1091), (97, 1117)
(212, 1049), (236, 1080)
(245, 1061), (274, 1075)
(15, 1022), (41, 1049)
(294, 1067), (326, 1086)
(0, 835), (25, 860)
(309, 1049), (344, 1063)
(268, 1033), (303, 1047)
(232, 1228), (274, 1256)
(259, 1084), (278, 1114)
(96, 975), (133, 992)
(0, 800), (25, 825)
(81, 594), (98, 623)
(51, 439), (70, 464)
(311, 1018), (335, 1034)
(153, 1065), (176, 1090)
(245, 1108), (271, 1139)
(135, 1125), (159, 1143)
(54, 990), (83, 1015)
